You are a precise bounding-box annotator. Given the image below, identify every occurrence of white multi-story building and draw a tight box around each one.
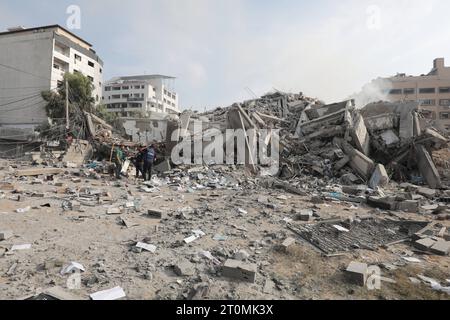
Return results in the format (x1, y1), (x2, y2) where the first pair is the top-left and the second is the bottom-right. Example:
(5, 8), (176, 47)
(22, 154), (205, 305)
(102, 75), (180, 117)
(0, 25), (103, 130)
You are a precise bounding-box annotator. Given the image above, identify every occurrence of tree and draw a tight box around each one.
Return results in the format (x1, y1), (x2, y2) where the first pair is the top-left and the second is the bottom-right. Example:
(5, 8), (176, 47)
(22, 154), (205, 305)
(39, 72), (97, 140)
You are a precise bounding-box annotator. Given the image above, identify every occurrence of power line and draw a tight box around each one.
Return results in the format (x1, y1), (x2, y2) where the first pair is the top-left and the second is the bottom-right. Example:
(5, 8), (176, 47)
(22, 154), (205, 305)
(0, 62), (57, 82)
(0, 95), (44, 112)
(0, 92), (43, 108)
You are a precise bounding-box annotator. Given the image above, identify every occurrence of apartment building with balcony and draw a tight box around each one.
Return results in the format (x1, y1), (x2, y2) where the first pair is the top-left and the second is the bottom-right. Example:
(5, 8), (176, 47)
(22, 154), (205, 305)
(0, 25), (103, 129)
(102, 75), (180, 118)
(371, 58), (450, 132)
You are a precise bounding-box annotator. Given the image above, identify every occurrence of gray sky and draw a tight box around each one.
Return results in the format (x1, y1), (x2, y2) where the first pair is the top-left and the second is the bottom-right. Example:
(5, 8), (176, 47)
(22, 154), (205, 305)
(1, 0), (449, 110)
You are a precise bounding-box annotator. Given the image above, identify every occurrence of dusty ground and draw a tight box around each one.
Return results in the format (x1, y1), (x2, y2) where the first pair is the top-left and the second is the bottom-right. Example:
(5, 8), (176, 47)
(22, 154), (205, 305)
(0, 161), (449, 300)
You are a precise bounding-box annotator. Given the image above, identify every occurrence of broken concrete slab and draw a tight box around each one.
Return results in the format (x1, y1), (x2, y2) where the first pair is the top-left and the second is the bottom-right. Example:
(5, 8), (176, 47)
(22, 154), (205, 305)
(415, 145), (442, 189)
(430, 241), (450, 256)
(414, 238), (437, 251)
(397, 200), (420, 213)
(16, 168), (63, 177)
(369, 164), (389, 189)
(417, 187), (436, 199)
(222, 259), (257, 283)
(351, 113), (370, 156)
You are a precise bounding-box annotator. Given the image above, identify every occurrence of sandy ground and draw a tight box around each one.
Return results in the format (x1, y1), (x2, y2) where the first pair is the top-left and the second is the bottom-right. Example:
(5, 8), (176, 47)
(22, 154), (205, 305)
(0, 162), (449, 300)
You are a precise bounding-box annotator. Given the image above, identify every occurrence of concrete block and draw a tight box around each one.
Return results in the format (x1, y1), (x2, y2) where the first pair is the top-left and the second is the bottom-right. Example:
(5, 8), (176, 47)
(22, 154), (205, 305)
(351, 113), (370, 156)
(367, 196), (396, 210)
(281, 237), (296, 251)
(414, 238), (437, 251)
(0, 230), (13, 241)
(107, 208), (122, 215)
(174, 260), (196, 276)
(397, 200), (419, 213)
(222, 259), (257, 283)
(346, 261), (368, 286)
(430, 241), (450, 256)
(369, 164), (389, 189)
(417, 188), (436, 199)
(147, 209), (163, 219)
(416, 145), (441, 189)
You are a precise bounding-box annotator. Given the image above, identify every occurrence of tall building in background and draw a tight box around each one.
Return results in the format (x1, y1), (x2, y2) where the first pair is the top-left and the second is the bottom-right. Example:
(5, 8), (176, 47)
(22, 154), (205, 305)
(374, 58), (450, 131)
(102, 75), (180, 117)
(0, 25), (103, 130)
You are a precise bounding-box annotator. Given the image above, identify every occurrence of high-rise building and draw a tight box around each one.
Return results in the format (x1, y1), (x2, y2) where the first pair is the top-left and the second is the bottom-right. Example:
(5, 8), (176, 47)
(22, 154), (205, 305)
(0, 25), (103, 130)
(102, 75), (180, 118)
(371, 58), (450, 132)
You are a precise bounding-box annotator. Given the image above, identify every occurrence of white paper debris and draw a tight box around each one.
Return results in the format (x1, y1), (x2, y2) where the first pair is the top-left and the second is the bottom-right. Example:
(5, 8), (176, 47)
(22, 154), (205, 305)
(11, 244), (32, 251)
(135, 242), (157, 253)
(90, 286), (126, 300)
(16, 207), (31, 213)
(333, 225), (350, 232)
(402, 257), (422, 263)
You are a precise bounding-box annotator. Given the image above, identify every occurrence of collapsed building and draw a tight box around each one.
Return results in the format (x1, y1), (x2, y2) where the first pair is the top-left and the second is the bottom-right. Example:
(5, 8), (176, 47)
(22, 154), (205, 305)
(168, 92), (449, 192)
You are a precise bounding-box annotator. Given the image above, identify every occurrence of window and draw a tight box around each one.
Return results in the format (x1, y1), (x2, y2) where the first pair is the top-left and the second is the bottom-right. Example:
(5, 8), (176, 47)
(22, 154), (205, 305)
(419, 99), (436, 106)
(134, 85), (141, 89)
(122, 86), (129, 90)
(142, 85), (145, 89)
(88, 61), (95, 68)
(403, 88), (415, 95)
(87, 76), (94, 82)
(74, 54), (81, 61)
(122, 94), (130, 98)
(389, 89), (402, 95)
(99, 68), (103, 74)
(440, 112), (450, 119)
(439, 87), (450, 93)
(74, 69), (80, 74)
(112, 87), (121, 91)
(99, 82), (102, 88)
(105, 86), (111, 91)
(134, 94), (140, 98)
(440, 99), (450, 107)
(57, 81), (63, 88)
(419, 88), (435, 94)
(53, 63), (60, 70)
(112, 95), (121, 99)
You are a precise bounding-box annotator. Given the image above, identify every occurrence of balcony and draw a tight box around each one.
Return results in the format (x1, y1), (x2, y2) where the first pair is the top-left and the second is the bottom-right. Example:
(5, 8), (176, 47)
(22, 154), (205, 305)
(127, 97), (144, 102)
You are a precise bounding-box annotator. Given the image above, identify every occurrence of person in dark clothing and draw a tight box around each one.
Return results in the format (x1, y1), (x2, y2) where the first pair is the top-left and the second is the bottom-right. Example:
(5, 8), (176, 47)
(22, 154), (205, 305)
(132, 145), (145, 179)
(143, 144), (156, 181)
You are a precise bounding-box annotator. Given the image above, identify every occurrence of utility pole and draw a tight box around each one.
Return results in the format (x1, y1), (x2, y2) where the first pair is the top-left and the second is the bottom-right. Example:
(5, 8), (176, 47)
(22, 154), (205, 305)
(65, 79), (69, 130)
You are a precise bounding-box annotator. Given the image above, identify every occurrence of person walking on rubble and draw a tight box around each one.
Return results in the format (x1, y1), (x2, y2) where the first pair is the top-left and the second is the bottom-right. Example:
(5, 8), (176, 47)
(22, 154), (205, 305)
(113, 144), (126, 179)
(143, 143), (156, 181)
(132, 143), (146, 180)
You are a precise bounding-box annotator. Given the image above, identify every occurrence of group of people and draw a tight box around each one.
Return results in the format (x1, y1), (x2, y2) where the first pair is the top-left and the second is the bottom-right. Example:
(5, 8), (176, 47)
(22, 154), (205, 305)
(112, 143), (157, 181)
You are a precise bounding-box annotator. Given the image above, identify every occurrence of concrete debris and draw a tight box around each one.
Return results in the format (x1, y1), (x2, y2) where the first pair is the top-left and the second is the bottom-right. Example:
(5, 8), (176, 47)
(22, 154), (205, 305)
(0, 90), (449, 300)
(346, 261), (368, 286)
(222, 259), (257, 283)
